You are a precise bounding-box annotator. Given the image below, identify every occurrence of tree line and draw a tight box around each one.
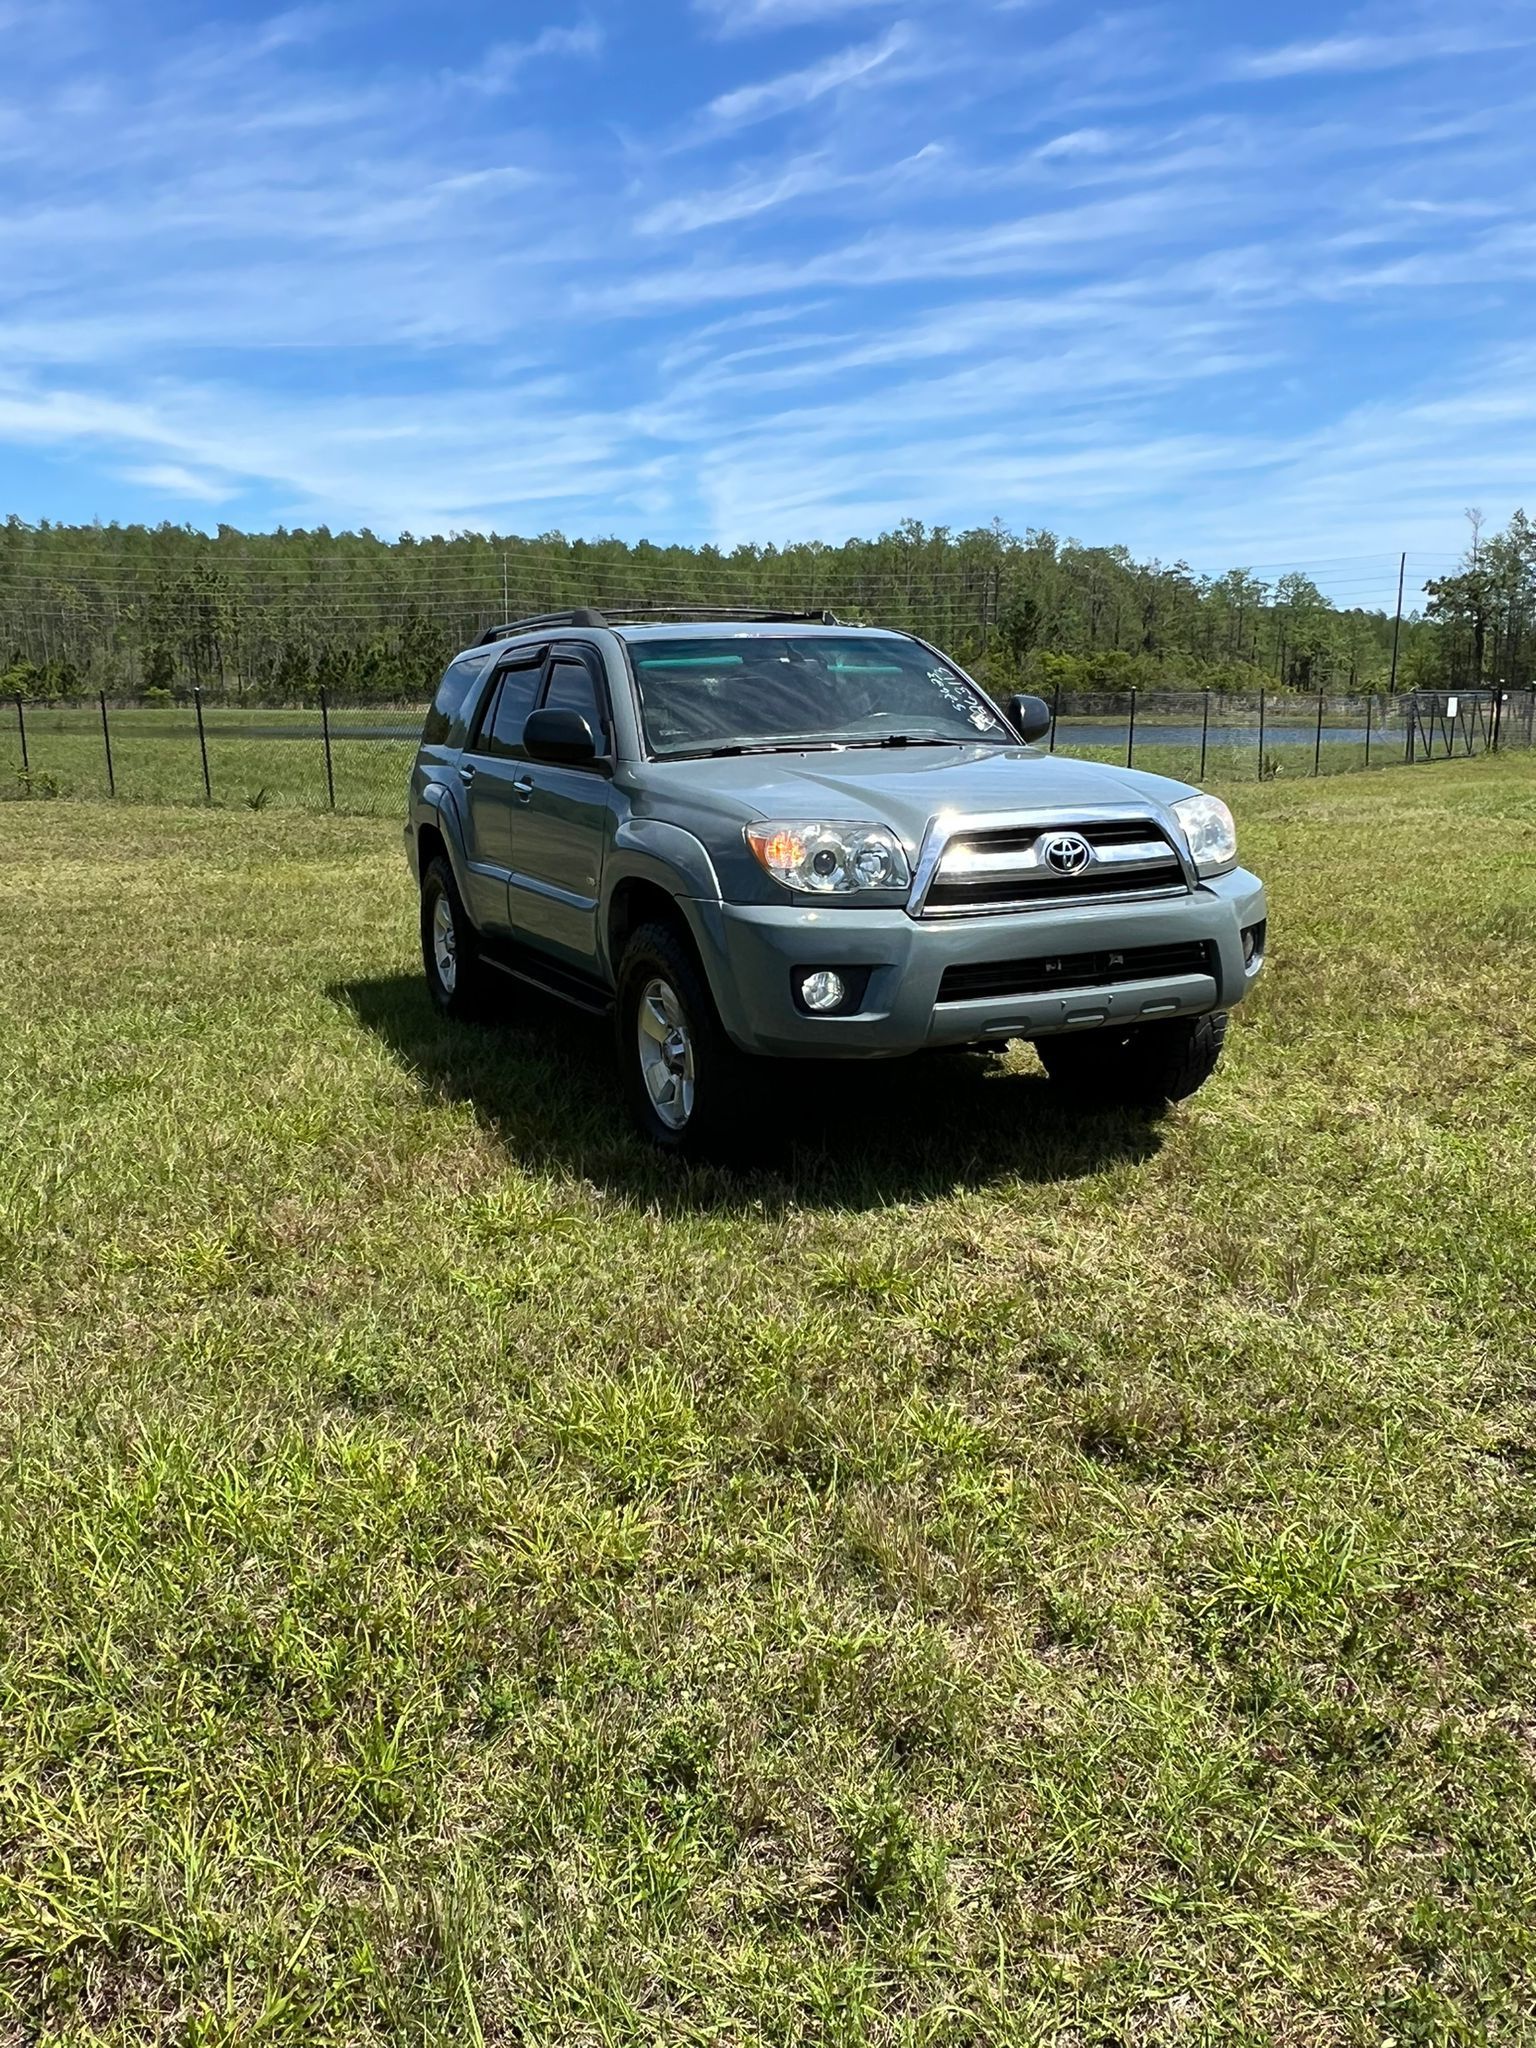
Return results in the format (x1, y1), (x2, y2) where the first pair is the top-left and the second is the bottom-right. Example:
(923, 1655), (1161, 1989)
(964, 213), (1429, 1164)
(0, 511), (1520, 705)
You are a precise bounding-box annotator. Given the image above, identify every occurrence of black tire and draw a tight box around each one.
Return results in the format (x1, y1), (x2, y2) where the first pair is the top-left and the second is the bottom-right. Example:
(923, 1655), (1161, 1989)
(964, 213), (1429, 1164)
(1035, 1011), (1228, 1108)
(615, 919), (752, 1156)
(420, 855), (491, 1020)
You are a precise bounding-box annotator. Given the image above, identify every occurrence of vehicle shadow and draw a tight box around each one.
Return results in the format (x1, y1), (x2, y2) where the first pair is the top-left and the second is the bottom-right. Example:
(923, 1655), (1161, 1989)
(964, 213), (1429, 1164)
(332, 974), (1167, 1212)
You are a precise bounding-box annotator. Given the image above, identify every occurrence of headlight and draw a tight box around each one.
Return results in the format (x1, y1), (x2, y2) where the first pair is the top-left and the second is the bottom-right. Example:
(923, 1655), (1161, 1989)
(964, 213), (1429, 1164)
(745, 821), (911, 894)
(1173, 793), (1237, 877)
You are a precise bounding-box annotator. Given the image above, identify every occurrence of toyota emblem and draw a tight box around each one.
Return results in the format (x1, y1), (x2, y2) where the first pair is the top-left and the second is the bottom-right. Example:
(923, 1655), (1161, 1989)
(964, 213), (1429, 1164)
(1039, 830), (1094, 876)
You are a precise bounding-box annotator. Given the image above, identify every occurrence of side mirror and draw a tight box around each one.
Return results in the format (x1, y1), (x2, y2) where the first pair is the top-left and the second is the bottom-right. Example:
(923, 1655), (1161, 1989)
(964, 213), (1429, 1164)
(523, 707), (598, 765)
(1008, 692), (1053, 744)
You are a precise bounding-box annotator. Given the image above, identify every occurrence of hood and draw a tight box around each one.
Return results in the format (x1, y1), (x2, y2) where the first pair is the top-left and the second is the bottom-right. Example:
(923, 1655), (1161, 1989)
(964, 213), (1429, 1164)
(644, 743), (1194, 851)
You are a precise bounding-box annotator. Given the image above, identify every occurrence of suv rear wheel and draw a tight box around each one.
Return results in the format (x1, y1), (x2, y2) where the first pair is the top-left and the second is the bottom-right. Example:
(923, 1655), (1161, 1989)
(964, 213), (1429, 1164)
(1035, 1011), (1228, 1108)
(616, 920), (749, 1154)
(420, 854), (490, 1019)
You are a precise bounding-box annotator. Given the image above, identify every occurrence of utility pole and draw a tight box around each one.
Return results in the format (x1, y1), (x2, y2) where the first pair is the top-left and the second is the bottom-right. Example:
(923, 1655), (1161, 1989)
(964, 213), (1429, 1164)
(502, 553), (509, 621)
(1388, 551), (1406, 694)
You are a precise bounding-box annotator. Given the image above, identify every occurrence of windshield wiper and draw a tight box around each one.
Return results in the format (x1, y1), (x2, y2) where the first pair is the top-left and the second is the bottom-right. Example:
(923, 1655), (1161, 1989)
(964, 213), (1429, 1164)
(677, 739), (847, 759)
(667, 733), (977, 760)
(834, 733), (971, 749)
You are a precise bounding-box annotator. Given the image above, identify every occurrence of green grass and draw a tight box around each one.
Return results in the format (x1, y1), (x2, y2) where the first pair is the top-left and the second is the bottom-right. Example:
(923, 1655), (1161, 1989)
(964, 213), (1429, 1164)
(4, 760), (1536, 2043)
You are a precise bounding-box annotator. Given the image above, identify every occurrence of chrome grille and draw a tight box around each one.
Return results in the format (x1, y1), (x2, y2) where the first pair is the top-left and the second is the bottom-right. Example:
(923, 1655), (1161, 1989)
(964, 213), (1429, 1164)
(918, 816), (1187, 915)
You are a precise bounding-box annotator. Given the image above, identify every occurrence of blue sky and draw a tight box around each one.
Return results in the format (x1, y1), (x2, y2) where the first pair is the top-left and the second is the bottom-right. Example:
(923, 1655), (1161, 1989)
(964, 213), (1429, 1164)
(2, 0), (1534, 596)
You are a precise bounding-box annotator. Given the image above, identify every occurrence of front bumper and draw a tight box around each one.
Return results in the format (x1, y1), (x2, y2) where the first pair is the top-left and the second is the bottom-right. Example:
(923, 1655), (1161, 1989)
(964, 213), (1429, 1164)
(691, 868), (1267, 1058)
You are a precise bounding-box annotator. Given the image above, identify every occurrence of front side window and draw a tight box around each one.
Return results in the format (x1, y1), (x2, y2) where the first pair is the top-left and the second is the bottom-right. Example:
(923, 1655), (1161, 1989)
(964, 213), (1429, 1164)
(481, 660), (543, 757)
(628, 636), (1006, 757)
(542, 658), (608, 750)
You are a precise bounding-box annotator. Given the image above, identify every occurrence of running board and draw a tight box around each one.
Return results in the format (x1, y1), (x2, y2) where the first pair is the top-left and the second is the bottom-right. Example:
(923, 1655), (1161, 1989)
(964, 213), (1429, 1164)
(477, 946), (613, 1017)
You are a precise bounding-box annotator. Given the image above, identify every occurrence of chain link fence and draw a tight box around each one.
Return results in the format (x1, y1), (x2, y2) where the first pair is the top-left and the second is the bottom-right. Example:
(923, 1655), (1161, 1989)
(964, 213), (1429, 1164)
(1044, 685), (1531, 781)
(4, 692), (420, 815)
(5, 685), (1532, 817)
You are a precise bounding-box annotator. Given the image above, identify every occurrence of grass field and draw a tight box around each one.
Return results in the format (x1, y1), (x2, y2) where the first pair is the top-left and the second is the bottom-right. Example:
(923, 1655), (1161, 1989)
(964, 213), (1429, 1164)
(4, 760), (1536, 2044)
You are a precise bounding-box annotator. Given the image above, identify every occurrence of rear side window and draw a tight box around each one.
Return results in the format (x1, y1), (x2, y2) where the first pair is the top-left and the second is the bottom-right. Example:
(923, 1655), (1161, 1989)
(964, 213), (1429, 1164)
(422, 654), (490, 748)
(543, 656), (609, 750)
(482, 659), (544, 758)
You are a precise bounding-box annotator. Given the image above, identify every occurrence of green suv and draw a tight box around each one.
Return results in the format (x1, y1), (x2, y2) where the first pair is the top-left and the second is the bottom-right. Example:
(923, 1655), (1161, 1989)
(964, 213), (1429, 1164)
(406, 608), (1267, 1151)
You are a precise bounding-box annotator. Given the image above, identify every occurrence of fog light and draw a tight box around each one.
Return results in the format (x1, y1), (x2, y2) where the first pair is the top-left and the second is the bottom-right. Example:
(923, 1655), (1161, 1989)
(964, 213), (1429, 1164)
(1241, 919), (1267, 971)
(800, 970), (846, 1012)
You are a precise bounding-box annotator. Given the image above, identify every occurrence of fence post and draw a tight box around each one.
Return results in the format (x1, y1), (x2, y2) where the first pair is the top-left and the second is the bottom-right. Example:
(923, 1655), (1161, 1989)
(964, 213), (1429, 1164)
(1404, 697), (1415, 764)
(1491, 688), (1502, 753)
(1199, 688), (1209, 783)
(14, 694), (27, 773)
(1048, 678), (1061, 754)
(194, 687), (212, 802)
(1313, 691), (1324, 776)
(1257, 689), (1265, 779)
(99, 692), (116, 797)
(319, 688), (336, 810)
(1364, 692), (1372, 770)
(1125, 686), (1137, 768)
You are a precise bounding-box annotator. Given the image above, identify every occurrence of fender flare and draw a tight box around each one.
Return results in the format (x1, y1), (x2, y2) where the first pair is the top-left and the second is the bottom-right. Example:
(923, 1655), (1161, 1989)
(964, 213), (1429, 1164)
(413, 782), (470, 892)
(602, 819), (734, 1001)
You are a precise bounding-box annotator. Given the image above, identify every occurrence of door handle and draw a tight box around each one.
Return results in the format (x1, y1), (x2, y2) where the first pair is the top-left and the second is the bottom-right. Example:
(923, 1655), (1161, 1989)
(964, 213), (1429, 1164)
(458, 762), (476, 785)
(511, 776), (534, 801)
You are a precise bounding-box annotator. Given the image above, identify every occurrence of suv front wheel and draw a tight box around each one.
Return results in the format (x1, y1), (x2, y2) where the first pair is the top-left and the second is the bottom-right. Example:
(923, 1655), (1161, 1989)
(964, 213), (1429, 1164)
(616, 921), (748, 1154)
(1035, 1011), (1228, 1108)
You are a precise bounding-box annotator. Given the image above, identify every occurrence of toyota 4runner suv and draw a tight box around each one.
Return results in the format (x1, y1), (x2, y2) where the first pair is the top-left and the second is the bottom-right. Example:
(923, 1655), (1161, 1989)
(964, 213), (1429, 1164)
(406, 608), (1267, 1152)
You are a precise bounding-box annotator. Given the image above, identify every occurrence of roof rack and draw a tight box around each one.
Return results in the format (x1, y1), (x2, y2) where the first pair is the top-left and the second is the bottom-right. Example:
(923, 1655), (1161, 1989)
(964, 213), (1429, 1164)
(476, 604), (847, 644)
(475, 608), (608, 645)
(603, 605), (847, 626)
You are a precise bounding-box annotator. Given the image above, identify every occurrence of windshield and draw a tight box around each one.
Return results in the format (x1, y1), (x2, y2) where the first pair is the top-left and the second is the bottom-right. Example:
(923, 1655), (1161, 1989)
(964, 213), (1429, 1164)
(628, 635), (1009, 757)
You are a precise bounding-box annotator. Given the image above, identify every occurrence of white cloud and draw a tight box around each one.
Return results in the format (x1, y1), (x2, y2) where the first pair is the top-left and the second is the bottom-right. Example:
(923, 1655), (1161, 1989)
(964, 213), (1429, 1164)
(1035, 127), (1118, 160)
(455, 20), (603, 95)
(16, 327), (1534, 573)
(1236, 34), (1404, 78)
(638, 155), (831, 235)
(685, 342), (1536, 566)
(0, 367), (655, 533)
(1230, 21), (1532, 81)
(695, 0), (900, 30)
(1236, 33), (1425, 79)
(1019, 9), (1170, 87)
(0, 381), (169, 444)
(429, 165), (542, 199)
(119, 463), (235, 503)
(575, 182), (1227, 317)
(150, 4), (342, 91)
(704, 24), (911, 130)
(636, 142), (941, 236)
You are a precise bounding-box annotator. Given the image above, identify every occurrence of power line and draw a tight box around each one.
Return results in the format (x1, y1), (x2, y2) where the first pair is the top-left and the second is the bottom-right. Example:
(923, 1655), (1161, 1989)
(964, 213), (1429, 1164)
(0, 539), (1451, 578)
(0, 564), (1454, 604)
